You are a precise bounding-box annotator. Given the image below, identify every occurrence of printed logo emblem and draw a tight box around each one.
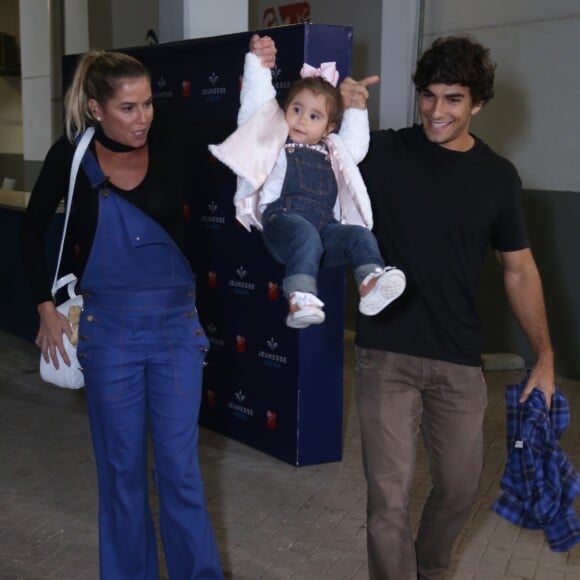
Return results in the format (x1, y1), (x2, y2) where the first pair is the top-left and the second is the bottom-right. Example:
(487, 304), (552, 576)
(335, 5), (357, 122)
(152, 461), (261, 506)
(206, 323), (224, 349)
(228, 389), (255, 421)
(201, 200), (226, 230)
(201, 71), (227, 100)
(258, 337), (288, 369)
(271, 66), (281, 80)
(154, 76), (172, 99)
(228, 265), (255, 296)
(272, 65), (290, 91)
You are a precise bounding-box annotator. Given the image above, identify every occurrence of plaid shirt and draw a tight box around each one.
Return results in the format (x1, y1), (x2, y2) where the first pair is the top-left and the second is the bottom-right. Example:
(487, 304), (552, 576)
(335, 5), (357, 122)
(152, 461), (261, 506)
(492, 374), (580, 552)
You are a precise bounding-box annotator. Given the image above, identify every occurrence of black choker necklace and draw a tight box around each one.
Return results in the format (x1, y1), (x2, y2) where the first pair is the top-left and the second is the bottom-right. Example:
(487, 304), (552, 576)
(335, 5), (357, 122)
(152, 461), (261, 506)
(95, 125), (141, 152)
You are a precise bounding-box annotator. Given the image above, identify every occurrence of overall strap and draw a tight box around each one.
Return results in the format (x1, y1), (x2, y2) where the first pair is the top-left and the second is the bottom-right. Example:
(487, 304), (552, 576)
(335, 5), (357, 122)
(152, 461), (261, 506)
(81, 146), (108, 188)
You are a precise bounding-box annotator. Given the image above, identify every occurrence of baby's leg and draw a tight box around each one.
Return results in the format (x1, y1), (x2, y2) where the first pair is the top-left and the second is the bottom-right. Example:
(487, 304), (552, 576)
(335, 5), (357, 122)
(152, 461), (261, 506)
(320, 223), (406, 315)
(262, 211), (325, 328)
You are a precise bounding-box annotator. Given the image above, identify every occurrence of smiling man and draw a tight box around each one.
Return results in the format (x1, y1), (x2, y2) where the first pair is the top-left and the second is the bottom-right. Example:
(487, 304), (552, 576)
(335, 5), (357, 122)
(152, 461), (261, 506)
(340, 35), (555, 580)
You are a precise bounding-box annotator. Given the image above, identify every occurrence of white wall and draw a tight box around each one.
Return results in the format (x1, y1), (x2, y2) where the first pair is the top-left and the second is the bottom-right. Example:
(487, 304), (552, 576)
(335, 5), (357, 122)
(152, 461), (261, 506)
(421, 1), (580, 377)
(19, 0), (54, 163)
(159, 0), (248, 44)
(250, 0), (382, 79)
(0, 75), (22, 154)
(249, 0), (384, 126)
(6, 0), (580, 193)
(112, 0), (158, 49)
(0, 0), (22, 155)
(64, 0), (89, 54)
(421, 1), (580, 192)
(251, 1), (580, 192)
(423, 1), (579, 33)
(184, 0), (247, 39)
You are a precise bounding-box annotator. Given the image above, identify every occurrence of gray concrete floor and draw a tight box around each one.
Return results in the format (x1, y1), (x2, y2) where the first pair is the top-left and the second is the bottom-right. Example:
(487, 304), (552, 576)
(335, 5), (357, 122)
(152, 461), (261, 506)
(1, 329), (580, 579)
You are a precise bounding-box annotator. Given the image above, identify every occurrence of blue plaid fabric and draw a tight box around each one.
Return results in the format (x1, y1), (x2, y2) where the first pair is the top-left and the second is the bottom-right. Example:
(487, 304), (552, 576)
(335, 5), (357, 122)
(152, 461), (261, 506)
(492, 374), (580, 552)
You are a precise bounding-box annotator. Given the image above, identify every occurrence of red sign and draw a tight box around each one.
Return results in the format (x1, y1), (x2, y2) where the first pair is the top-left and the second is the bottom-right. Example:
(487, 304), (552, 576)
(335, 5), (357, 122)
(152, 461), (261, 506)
(207, 389), (217, 408)
(208, 271), (217, 288)
(267, 281), (279, 301)
(236, 335), (246, 353)
(263, 3), (310, 27)
(266, 410), (277, 430)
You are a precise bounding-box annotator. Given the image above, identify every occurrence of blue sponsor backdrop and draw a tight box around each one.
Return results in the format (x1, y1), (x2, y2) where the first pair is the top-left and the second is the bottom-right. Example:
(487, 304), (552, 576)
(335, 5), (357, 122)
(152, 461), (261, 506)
(63, 24), (352, 466)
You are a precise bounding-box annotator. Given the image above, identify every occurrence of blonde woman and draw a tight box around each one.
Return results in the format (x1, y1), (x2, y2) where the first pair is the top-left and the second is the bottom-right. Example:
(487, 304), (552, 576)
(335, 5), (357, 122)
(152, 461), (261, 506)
(21, 38), (276, 578)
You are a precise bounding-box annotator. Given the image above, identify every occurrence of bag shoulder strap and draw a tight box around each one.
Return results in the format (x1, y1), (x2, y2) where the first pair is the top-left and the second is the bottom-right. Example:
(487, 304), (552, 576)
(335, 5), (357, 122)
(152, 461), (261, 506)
(51, 127), (95, 295)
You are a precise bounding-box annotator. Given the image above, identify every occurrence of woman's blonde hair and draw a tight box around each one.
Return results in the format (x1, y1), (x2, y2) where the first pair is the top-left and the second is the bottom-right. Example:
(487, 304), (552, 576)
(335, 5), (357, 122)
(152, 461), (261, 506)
(64, 50), (151, 142)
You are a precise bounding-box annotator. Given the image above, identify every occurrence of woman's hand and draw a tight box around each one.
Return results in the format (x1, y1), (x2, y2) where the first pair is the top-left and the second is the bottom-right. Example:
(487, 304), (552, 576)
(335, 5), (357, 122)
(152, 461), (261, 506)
(36, 300), (73, 368)
(249, 33), (277, 69)
(339, 75), (380, 109)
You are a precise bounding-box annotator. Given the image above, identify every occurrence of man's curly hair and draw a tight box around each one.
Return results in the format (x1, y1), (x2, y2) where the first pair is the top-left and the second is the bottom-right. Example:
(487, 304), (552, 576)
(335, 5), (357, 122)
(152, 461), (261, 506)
(412, 35), (496, 105)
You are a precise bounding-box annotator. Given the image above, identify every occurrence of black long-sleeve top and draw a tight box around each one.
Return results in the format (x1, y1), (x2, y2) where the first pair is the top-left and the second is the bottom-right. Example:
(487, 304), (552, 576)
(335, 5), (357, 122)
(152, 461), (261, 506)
(21, 121), (210, 305)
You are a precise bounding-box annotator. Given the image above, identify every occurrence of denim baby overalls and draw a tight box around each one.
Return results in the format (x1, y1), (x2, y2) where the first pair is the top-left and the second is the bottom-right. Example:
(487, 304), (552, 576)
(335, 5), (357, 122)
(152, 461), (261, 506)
(262, 142), (385, 296)
(265, 142), (338, 228)
(76, 147), (222, 580)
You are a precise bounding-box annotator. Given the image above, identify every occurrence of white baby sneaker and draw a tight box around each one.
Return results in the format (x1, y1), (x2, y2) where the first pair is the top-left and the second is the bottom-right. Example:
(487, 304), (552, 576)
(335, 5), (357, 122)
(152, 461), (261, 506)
(286, 292), (326, 329)
(359, 267), (406, 316)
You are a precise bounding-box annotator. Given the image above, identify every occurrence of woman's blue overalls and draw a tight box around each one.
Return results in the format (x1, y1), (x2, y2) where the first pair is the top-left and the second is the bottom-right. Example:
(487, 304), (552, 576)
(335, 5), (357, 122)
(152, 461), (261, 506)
(262, 142), (384, 297)
(76, 148), (222, 579)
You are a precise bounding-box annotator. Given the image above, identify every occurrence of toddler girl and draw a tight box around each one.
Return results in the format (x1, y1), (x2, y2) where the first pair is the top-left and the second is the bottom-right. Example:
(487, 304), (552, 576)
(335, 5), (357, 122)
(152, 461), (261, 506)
(210, 35), (405, 328)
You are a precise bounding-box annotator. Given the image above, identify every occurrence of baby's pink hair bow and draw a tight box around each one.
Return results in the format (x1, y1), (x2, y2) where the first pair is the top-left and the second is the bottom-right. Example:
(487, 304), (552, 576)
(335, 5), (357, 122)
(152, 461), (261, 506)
(299, 62), (340, 87)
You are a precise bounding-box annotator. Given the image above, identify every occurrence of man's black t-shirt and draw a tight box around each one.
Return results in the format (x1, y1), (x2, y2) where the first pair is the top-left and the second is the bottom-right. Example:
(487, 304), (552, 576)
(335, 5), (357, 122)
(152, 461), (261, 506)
(356, 124), (529, 366)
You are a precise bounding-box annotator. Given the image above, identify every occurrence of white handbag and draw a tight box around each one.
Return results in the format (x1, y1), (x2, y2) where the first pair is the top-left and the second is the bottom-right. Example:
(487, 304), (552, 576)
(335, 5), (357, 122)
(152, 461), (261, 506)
(39, 128), (94, 389)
